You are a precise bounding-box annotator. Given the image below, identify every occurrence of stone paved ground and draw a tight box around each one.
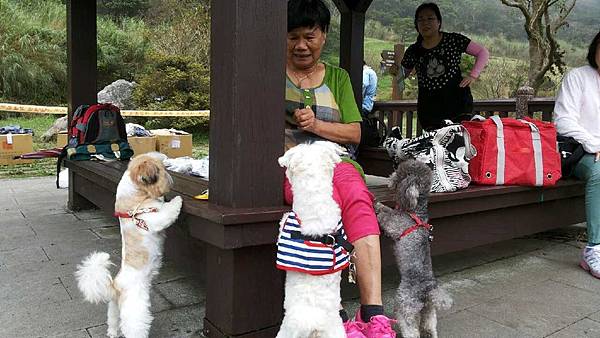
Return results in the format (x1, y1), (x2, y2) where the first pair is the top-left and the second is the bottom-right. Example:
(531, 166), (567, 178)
(2, 176), (600, 337)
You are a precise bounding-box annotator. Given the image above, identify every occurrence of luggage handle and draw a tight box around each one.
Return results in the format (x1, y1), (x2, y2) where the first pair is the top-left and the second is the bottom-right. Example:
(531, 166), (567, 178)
(519, 120), (543, 186)
(490, 116), (506, 185)
(490, 116), (543, 186)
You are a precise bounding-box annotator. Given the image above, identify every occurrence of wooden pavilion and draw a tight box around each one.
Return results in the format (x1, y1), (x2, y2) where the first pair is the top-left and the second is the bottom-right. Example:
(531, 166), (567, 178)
(64, 1), (585, 337)
(66, 1), (376, 336)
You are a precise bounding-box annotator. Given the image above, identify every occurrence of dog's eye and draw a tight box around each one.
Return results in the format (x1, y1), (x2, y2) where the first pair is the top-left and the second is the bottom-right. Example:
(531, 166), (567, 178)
(140, 175), (158, 185)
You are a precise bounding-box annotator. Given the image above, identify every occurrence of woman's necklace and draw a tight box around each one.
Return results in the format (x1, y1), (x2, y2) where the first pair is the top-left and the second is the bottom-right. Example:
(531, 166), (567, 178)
(290, 65), (318, 86)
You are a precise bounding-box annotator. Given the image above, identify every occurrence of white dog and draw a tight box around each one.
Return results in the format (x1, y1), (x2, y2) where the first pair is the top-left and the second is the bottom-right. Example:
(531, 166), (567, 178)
(75, 153), (183, 338)
(276, 141), (352, 338)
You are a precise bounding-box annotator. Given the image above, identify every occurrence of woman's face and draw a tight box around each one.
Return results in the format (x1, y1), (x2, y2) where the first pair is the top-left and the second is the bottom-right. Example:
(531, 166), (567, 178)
(416, 8), (441, 38)
(287, 26), (326, 70)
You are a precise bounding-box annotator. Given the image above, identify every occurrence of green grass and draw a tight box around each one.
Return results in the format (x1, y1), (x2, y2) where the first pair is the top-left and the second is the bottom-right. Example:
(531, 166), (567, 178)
(0, 113), (210, 179)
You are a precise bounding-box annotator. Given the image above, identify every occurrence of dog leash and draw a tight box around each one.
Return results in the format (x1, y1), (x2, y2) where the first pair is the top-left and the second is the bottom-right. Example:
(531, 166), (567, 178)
(114, 200), (158, 231)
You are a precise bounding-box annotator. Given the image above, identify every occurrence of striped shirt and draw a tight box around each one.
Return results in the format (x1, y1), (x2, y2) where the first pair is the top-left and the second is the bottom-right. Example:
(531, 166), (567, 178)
(276, 212), (351, 275)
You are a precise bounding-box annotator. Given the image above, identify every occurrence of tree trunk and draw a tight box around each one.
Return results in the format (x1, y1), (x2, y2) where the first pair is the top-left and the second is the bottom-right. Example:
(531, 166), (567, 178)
(501, 0), (576, 94)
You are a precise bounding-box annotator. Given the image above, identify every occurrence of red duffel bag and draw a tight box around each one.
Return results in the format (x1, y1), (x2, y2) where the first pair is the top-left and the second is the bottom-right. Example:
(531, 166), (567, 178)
(462, 116), (561, 186)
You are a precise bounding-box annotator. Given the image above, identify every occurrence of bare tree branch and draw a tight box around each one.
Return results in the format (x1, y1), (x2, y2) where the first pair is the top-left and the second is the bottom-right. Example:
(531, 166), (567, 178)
(500, 0), (575, 93)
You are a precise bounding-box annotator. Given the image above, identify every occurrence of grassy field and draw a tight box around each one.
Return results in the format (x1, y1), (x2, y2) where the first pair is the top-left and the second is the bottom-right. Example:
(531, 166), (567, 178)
(0, 113), (210, 179)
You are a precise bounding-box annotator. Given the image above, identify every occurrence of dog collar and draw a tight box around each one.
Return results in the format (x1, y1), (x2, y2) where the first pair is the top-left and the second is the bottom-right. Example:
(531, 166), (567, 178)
(114, 207), (158, 231)
(399, 212), (434, 241)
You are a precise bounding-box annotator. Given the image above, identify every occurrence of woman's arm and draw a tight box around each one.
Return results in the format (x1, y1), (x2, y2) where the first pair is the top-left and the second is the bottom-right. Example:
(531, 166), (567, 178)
(465, 41), (489, 78)
(460, 41), (490, 87)
(294, 107), (361, 144)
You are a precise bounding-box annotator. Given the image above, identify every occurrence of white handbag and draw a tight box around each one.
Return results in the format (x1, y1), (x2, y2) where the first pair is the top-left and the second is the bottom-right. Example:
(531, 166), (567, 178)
(383, 123), (477, 192)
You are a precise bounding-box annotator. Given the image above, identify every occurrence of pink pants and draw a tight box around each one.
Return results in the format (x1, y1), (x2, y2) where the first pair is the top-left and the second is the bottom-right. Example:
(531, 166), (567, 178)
(283, 162), (380, 243)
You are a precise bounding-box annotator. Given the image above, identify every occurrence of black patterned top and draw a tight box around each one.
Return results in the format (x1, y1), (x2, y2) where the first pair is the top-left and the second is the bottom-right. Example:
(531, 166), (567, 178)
(401, 32), (473, 129)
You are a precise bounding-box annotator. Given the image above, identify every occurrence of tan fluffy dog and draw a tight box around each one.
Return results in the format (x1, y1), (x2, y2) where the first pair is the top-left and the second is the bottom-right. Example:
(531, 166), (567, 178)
(76, 153), (183, 338)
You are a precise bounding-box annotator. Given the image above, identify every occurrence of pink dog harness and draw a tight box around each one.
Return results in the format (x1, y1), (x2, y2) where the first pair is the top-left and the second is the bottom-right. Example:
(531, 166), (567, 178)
(276, 212), (353, 275)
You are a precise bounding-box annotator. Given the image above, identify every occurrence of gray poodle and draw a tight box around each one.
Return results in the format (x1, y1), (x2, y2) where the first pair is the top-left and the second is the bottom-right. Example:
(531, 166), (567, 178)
(374, 159), (452, 338)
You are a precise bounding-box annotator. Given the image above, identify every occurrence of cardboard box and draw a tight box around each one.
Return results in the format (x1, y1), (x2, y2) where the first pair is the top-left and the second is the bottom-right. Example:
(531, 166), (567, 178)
(156, 134), (192, 158)
(57, 132), (68, 148)
(0, 134), (34, 165)
(129, 136), (157, 157)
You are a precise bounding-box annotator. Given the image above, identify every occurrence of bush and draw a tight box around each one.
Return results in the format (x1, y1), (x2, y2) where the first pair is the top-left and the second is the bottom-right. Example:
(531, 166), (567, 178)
(132, 54), (209, 131)
(145, 0), (210, 67)
(97, 0), (150, 19)
(97, 17), (150, 89)
(0, 0), (67, 105)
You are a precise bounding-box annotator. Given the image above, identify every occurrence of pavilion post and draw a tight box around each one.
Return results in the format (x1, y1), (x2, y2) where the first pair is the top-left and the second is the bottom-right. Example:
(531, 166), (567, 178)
(206, 0), (286, 336)
(66, 0), (97, 210)
(333, 0), (373, 109)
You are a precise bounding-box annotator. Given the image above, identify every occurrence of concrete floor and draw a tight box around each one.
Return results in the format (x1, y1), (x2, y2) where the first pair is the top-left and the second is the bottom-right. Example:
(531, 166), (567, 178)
(2, 176), (600, 337)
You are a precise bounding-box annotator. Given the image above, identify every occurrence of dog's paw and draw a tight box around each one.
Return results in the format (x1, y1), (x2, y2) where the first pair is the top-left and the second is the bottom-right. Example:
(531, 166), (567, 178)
(170, 195), (183, 211)
(373, 201), (386, 213)
(106, 328), (119, 338)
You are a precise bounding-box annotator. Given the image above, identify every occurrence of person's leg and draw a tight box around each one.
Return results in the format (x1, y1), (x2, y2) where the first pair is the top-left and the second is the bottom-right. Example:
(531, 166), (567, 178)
(573, 154), (600, 278)
(331, 163), (382, 304)
(351, 235), (382, 306)
(573, 154), (600, 245)
(332, 163), (395, 337)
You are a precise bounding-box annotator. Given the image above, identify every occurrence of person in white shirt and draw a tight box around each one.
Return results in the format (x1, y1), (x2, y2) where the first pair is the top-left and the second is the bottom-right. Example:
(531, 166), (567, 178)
(554, 31), (600, 279)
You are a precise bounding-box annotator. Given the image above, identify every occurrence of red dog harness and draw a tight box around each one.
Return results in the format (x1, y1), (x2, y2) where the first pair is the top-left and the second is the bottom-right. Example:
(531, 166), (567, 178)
(114, 207), (158, 231)
(399, 212), (434, 241)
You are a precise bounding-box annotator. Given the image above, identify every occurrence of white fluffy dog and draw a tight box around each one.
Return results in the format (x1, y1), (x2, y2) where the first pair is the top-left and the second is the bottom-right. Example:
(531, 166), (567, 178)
(276, 141), (350, 338)
(75, 153), (183, 338)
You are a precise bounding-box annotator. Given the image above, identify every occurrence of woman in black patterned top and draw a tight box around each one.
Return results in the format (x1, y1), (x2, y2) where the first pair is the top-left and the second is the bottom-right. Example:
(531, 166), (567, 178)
(397, 2), (489, 130)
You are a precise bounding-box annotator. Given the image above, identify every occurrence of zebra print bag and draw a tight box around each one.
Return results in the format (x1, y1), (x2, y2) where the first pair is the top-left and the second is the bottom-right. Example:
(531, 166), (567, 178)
(383, 123), (477, 192)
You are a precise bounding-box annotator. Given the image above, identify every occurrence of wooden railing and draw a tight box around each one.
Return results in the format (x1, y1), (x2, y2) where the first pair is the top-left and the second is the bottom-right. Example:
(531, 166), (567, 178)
(371, 86), (556, 140)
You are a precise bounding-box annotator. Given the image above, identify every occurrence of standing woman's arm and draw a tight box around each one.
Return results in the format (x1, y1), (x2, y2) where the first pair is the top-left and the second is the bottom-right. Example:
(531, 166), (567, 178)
(460, 41), (489, 87)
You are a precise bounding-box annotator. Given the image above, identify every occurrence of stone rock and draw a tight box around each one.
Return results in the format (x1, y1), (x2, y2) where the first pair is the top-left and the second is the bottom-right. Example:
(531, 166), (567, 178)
(97, 79), (136, 110)
(41, 115), (68, 142)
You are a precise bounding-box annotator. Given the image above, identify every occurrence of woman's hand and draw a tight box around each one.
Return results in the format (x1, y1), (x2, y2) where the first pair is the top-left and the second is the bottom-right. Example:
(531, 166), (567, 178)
(294, 106), (319, 133)
(459, 75), (476, 88)
(595, 152), (600, 163)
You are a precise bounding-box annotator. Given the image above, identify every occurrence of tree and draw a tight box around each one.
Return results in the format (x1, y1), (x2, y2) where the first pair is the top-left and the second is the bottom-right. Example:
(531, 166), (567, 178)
(500, 0), (576, 93)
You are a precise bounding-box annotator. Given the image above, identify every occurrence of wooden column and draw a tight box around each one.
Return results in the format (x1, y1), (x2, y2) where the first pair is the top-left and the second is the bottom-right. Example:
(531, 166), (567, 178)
(209, 0), (285, 209)
(206, 0), (286, 336)
(66, 0), (97, 210)
(333, 0), (373, 108)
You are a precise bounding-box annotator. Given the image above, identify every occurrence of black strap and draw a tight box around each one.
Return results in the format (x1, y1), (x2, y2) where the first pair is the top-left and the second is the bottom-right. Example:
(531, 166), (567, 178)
(289, 228), (354, 253)
(56, 146), (68, 189)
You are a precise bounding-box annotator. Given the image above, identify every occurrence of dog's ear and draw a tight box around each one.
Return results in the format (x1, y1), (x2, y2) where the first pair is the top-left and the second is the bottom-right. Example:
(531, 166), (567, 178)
(397, 175), (419, 211)
(278, 145), (301, 168)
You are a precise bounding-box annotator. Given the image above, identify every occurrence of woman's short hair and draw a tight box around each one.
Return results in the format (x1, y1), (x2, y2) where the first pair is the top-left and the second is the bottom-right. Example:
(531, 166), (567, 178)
(414, 2), (443, 30)
(288, 0), (331, 33)
(587, 31), (600, 69)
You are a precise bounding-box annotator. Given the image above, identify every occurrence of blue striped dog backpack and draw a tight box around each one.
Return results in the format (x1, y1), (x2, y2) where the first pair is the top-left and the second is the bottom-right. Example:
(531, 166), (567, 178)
(276, 211), (353, 275)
